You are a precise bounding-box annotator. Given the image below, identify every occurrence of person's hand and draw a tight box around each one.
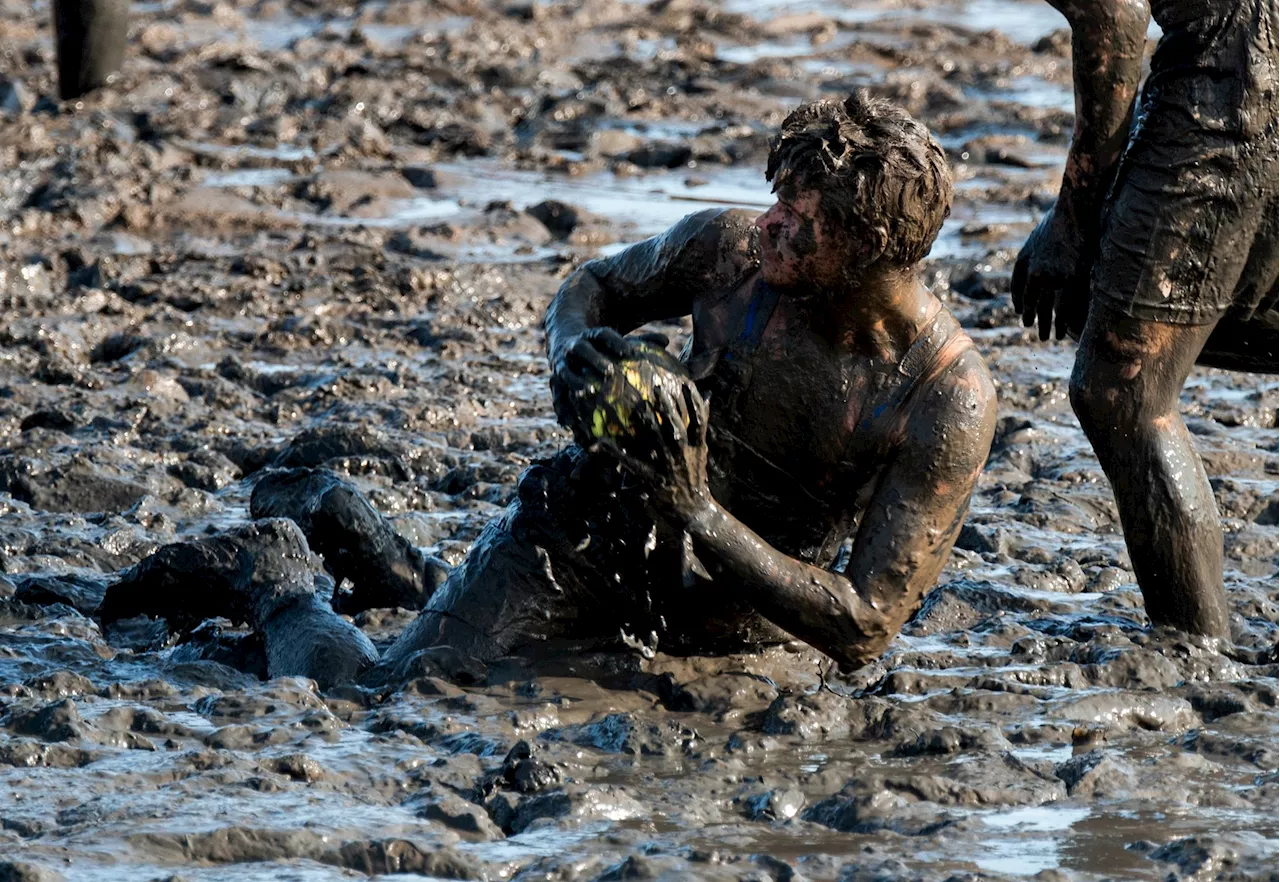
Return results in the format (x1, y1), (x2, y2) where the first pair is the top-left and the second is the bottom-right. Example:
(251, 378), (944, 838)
(1011, 199), (1093, 341)
(549, 327), (669, 429)
(602, 378), (712, 527)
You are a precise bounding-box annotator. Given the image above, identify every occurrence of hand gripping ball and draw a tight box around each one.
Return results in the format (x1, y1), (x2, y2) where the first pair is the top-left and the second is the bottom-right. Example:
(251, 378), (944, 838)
(566, 340), (692, 459)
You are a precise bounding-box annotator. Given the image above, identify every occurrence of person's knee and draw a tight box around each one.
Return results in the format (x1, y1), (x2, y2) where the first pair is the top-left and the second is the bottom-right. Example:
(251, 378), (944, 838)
(1068, 360), (1118, 436)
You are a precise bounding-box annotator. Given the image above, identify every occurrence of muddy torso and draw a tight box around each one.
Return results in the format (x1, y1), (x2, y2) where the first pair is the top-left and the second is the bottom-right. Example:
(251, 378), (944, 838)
(534, 206), (971, 650)
(653, 211), (971, 566)
(687, 276), (896, 563)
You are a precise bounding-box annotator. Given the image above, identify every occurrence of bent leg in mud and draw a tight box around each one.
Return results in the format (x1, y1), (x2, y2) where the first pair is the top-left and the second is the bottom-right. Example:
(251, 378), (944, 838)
(250, 468), (449, 613)
(377, 448), (666, 681)
(1194, 186), (1278, 374)
(1197, 303), (1279, 374)
(1069, 302), (1230, 638)
(99, 519), (377, 687)
(376, 445), (793, 684)
(51, 0), (130, 100)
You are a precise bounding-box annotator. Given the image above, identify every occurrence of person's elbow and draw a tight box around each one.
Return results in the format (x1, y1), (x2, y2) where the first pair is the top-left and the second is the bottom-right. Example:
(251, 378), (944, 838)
(1049, 0), (1148, 31)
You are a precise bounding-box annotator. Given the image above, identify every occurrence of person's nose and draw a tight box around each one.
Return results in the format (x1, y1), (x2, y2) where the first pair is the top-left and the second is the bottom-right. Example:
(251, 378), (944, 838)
(754, 205), (777, 241)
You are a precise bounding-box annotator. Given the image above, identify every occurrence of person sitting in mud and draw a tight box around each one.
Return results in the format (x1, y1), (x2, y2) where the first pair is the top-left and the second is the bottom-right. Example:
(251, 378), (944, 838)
(1011, 0), (1277, 640)
(100, 92), (997, 683)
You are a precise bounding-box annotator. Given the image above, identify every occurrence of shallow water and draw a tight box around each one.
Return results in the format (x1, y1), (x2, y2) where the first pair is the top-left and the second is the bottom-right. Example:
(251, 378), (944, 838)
(0, 0), (1275, 878)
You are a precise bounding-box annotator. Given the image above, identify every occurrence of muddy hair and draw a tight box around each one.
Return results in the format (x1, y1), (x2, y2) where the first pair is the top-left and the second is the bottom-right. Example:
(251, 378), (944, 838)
(765, 90), (952, 267)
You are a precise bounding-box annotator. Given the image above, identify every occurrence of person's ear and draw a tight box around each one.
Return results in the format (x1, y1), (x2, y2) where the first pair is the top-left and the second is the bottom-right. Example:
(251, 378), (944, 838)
(861, 224), (888, 265)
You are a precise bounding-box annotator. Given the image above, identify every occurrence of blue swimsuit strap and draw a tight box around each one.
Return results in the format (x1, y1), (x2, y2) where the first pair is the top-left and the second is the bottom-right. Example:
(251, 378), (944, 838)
(727, 280), (781, 359)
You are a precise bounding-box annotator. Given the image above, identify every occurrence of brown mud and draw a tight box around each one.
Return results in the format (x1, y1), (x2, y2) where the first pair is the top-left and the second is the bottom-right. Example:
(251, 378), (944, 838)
(0, 0), (1275, 878)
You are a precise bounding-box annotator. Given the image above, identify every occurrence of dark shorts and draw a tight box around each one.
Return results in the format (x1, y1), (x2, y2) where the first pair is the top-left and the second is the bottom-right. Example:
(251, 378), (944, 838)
(1092, 79), (1279, 326)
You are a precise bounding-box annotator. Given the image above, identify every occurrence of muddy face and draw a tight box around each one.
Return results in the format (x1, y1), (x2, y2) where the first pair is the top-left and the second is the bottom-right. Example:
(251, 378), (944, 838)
(755, 188), (853, 291)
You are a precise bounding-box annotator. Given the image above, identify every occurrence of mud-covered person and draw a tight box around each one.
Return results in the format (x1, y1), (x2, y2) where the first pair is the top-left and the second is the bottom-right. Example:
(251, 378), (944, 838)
(1011, 0), (1277, 639)
(381, 92), (998, 675)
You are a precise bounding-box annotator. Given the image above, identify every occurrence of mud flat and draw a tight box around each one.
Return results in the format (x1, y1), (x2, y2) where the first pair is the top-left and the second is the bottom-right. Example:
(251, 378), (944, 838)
(0, 0), (1276, 878)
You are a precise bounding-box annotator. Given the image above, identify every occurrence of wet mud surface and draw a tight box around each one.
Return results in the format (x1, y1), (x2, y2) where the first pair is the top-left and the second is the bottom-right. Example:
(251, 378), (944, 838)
(0, 0), (1276, 878)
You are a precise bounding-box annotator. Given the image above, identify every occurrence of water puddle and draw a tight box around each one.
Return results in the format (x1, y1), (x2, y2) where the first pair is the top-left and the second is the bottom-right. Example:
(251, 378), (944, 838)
(236, 15), (325, 52)
(202, 168), (298, 188)
(235, 15), (465, 50)
(281, 199), (468, 229)
(461, 821), (612, 862)
(432, 159), (772, 234)
(131, 0), (471, 52)
(975, 805), (1094, 875)
(40, 861), (362, 882)
(966, 76), (1073, 113)
(1009, 743), (1075, 764)
(175, 139), (318, 164)
(184, 151), (1032, 261)
(714, 29), (860, 66)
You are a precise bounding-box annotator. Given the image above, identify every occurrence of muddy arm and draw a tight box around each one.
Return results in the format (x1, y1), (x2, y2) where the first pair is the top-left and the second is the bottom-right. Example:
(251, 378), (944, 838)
(542, 208), (759, 368)
(1049, 0), (1149, 212)
(1013, 0), (1150, 338)
(831, 353), (998, 658)
(683, 503), (885, 669)
(680, 355), (996, 669)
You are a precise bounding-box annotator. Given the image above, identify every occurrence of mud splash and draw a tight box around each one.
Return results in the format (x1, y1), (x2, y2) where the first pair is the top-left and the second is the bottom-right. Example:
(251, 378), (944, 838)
(0, 0), (1275, 878)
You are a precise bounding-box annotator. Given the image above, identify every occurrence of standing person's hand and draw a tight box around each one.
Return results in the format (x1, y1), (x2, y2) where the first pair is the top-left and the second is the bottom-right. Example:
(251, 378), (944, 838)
(1011, 200), (1094, 341)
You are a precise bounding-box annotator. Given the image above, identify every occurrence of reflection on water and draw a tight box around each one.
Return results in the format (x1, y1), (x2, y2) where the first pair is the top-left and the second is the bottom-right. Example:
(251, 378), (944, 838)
(53, 863), (365, 882)
(976, 805), (1093, 875)
(191, 155), (1033, 262)
(461, 821), (612, 861)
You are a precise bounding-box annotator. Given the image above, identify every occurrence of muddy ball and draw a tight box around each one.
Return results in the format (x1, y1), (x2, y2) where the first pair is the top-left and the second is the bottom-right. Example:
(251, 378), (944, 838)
(565, 340), (691, 456)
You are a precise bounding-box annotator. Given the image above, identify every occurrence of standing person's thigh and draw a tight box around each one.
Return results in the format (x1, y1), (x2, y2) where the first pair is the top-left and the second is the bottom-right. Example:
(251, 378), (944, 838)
(1088, 86), (1270, 331)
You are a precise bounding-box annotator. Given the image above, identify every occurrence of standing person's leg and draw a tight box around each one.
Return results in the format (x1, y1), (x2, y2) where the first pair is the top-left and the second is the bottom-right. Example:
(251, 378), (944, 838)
(1069, 305), (1228, 637)
(51, 0), (130, 100)
(1065, 75), (1276, 638)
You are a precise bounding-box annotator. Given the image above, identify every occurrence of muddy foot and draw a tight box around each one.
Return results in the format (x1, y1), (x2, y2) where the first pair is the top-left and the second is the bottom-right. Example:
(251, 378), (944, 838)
(250, 468), (449, 613)
(99, 518), (377, 687)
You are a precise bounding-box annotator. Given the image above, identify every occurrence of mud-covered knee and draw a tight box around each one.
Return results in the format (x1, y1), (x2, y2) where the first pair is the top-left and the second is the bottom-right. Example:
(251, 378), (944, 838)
(1068, 364), (1113, 433)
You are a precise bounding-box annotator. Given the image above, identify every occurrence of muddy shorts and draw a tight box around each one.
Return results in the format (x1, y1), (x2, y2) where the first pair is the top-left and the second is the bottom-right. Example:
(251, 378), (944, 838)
(1091, 78), (1279, 326)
